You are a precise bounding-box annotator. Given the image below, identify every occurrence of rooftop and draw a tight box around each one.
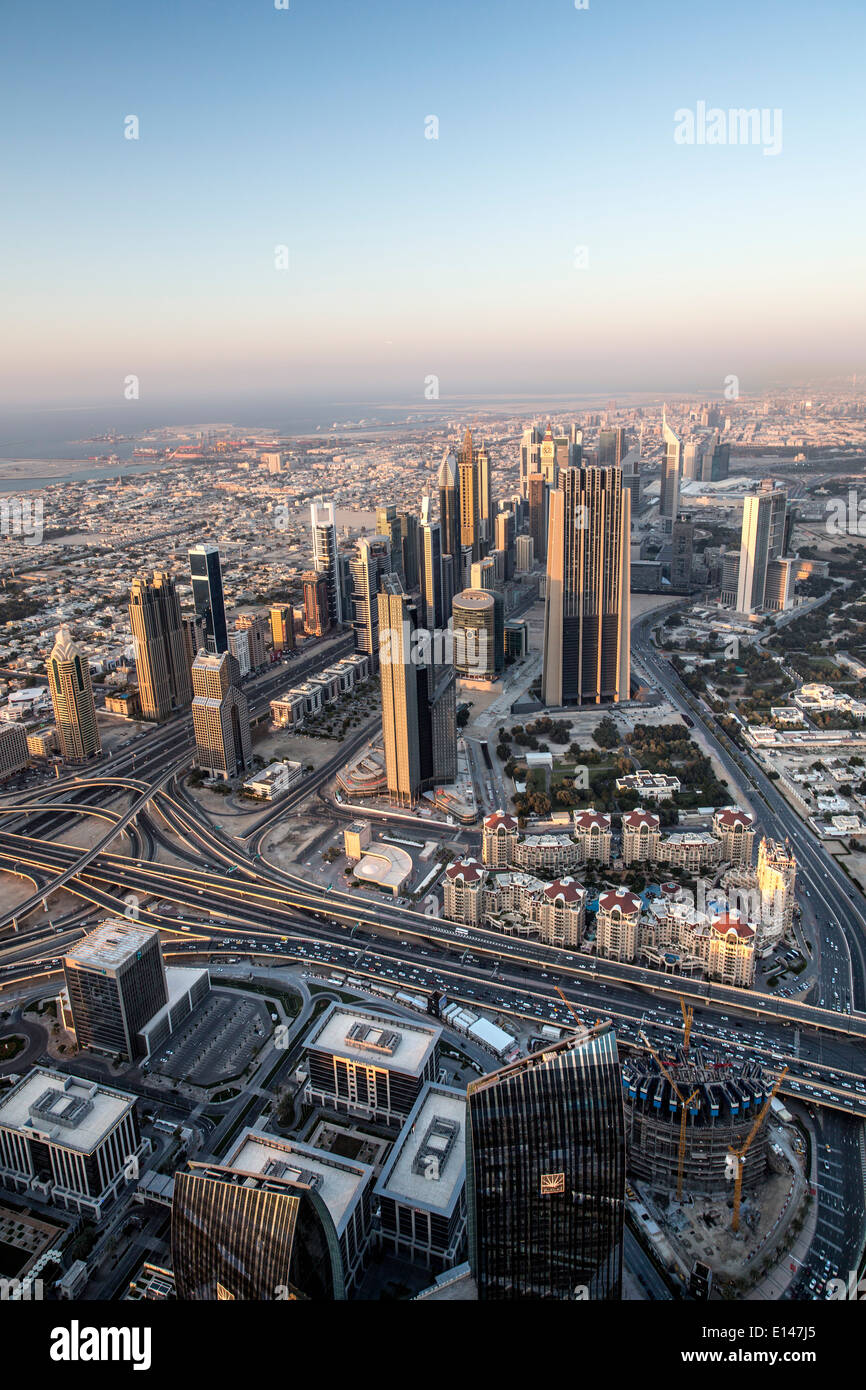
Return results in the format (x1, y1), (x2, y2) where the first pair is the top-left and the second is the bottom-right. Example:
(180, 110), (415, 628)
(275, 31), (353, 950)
(374, 1084), (466, 1216)
(64, 918), (159, 973)
(0, 1067), (136, 1152)
(304, 1003), (441, 1076)
(225, 1129), (373, 1235)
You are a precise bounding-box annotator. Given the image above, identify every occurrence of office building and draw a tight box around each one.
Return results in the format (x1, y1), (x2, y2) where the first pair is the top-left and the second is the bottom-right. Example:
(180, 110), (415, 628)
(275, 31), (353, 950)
(457, 429), (482, 563)
(48, 625), (101, 761)
(188, 544), (228, 654)
(527, 473), (547, 564)
(466, 1025), (625, 1300)
(438, 449), (461, 564)
(228, 628), (250, 679)
(0, 1068), (145, 1219)
(736, 482), (790, 614)
(494, 509), (515, 580)
(172, 1155), (354, 1300)
(63, 919), (168, 1060)
(0, 723), (29, 781)
(310, 499), (343, 627)
(376, 504), (403, 581)
(660, 411), (682, 535)
(269, 603), (295, 653)
(476, 440), (494, 546)
(191, 650), (252, 779)
(620, 445), (641, 508)
(597, 427), (627, 467)
(515, 534), (534, 573)
(670, 513), (694, 587)
(303, 1003), (441, 1126)
(419, 503), (445, 631)
(350, 537), (391, 671)
(302, 570), (330, 637)
(519, 424), (544, 497)
(375, 1083), (467, 1273)
(452, 589), (503, 680)
(378, 575), (457, 805)
(129, 572), (192, 722)
(542, 465), (631, 706)
(398, 510), (420, 591)
(234, 613), (268, 670)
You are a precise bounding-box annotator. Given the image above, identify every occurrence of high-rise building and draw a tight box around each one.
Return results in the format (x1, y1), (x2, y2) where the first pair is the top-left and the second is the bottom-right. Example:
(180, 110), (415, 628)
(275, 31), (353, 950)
(494, 509), (515, 580)
(466, 1024), (625, 1300)
(620, 445), (641, 509)
(670, 513), (694, 587)
(519, 424), (544, 498)
(398, 510), (420, 591)
(736, 482), (789, 614)
(350, 537), (392, 671)
(597, 427), (627, 467)
(660, 411), (682, 536)
(539, 423), (558, 489)
(437, 449), (461, 564)
(191, 650), (252, 778)
(181, 615), (206, 674)
(470, 557), (496, 592)
(452, 589), (503, 680)
(527, 473), (548, 563)
(228, 629), (251, 678)
(129, 572), (192, 722)
(234, 613), (269, 670)
(376, 505), (403, 581)
(440, 553), (455, 625)
(302, 570), (330, 637)
(188, 544), (228, 654)
(515, 534), (534, 573)
(310, 499), (343, 627)
(378, 575), (457, 806)
(269, 603), (295, 653)
(0, 724), (29, 781)
(172, 1162), (348, 1300)
(542, 465), (631, 706)
(476, 440), (494, 547)
(457, 429), (482, 563)
(48, 625), (101, 761)
(63, 920), (168, 1060)
(419, 505), (445, 632)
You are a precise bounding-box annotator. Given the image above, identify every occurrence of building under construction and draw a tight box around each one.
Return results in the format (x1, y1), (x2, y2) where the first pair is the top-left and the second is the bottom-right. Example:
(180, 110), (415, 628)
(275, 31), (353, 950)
(622, 1048), (771, 1196)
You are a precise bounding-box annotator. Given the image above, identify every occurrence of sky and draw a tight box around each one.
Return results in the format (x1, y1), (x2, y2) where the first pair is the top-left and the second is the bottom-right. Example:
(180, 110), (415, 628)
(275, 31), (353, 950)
(1, 0), (865, 419)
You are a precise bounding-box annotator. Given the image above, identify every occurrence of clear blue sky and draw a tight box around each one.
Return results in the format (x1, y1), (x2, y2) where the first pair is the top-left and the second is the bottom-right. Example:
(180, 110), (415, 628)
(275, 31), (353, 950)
(2, 0), (864, 412)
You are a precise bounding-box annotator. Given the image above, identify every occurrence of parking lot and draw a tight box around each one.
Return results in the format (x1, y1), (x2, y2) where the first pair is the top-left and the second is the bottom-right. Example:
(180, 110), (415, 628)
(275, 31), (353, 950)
(147, 992), (271, 1088)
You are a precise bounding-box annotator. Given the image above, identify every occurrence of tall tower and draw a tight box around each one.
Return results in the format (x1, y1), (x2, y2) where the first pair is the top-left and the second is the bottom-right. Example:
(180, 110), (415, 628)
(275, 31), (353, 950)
(191, 650), (251, 778)
(527, 473), (548, 563)
(660, 409), (682, 536)
(419, 499), (445, 631)
(129, 572), (193, 721)
(736, 483), (788, 614)
(302, 571), (330, 637)
(476, 440), (494, 548)
(376, 505), (403, 581)
(48, 626), (101, 760)
(350, 537), (391, 671)
(457, 429), (481, 563)
(188, 544), (228, 655)
(519, 424), (543, 498)
(378, 575), (456, 806)
(437, 449), (460, 564)
(542, 465), (631, 706)
(466, 1024), (625, 1300)
(310, 499), (343, 627)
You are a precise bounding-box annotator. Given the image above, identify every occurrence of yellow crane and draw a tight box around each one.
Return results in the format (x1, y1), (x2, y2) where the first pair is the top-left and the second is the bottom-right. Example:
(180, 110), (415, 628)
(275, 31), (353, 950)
(727, 1067), (788, 1233)
(639, 1031), (699, 1201)
(680, 997), (694, 1053)
(555, 986), (605, 1031)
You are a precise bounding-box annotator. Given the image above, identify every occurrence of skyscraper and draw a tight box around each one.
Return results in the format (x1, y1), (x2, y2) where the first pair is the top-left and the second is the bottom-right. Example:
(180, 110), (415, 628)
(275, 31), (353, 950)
(660, 409), (682, 535)
(527, 473), (548, 563)
(378, 575), (457, 805)
(376, 504), (403, 581)
(736, 482), (789, 614)
(172, 1163), (347, 1300)
(191, 650), (252, 778)
(350, 537), (392, 670)
(188, 544), (228, 654)
(310, 499), (343, 627)
(466, 1024), (625, 1300)
(476, 440), (494, 547)
(452, 589), (503, 680)
(670, 512), (694, 587)
(542, 465), (631, 706)
(129, 572), (192, 722)
(302, 571), (330, 637)
(519, 424), (544, 498)
(457, 429), (481, 563)
(398, 510), (420, 591)
(269, 603), (295, 653)
(63, 919), (168, 1060)
(419, 502), (445, 632)
(494, 509), (515, 580)
(48, 625), (101, 760)
(597, 427), (627, 467)
(437, 449), (460, 565)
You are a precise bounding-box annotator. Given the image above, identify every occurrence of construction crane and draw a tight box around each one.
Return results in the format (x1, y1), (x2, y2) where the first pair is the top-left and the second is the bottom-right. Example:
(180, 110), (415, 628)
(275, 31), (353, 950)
(640, 1031), (699, 1201)
(727, 1067), (788, 1233)
(680, 997), (694, 1053)
(554, 986), (606, 1030)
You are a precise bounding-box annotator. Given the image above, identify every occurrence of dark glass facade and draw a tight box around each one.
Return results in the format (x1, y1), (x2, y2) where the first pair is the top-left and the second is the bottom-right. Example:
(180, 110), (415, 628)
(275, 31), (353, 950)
(189, 546), (228, 655)
(64, 933), (168, 1059)
(172, 1168), (345, 1300)
(466, 1024), (625, 1300)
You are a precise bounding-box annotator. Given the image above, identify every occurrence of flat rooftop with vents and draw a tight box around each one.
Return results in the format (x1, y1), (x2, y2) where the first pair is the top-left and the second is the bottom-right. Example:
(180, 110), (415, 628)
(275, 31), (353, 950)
(64, 918), (158, 973)
(225, 1129), (374, 1237)
(304, 1004), (441, 1078)
(0, 1067), (136, 1153)
(375, 1083), (467, 1216)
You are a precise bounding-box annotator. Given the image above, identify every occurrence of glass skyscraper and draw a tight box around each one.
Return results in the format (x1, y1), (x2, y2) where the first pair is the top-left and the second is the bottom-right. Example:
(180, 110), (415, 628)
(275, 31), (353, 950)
(188, 544), (228, 655)
(466, 1023), (625, 1300)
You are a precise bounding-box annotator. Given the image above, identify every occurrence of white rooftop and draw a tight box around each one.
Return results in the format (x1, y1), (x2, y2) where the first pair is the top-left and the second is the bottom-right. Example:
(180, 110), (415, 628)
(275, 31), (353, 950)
(226, 1130), (372, 1234)
(305, 1003), (441, 1076)
(65, 918), (159, 973)
(0, 1068), (135, 1152)
(375, 1084), (466, 1215)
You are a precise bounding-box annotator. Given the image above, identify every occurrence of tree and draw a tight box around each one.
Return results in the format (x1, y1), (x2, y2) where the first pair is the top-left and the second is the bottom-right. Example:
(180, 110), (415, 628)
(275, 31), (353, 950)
(593, 716), (619, 749)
